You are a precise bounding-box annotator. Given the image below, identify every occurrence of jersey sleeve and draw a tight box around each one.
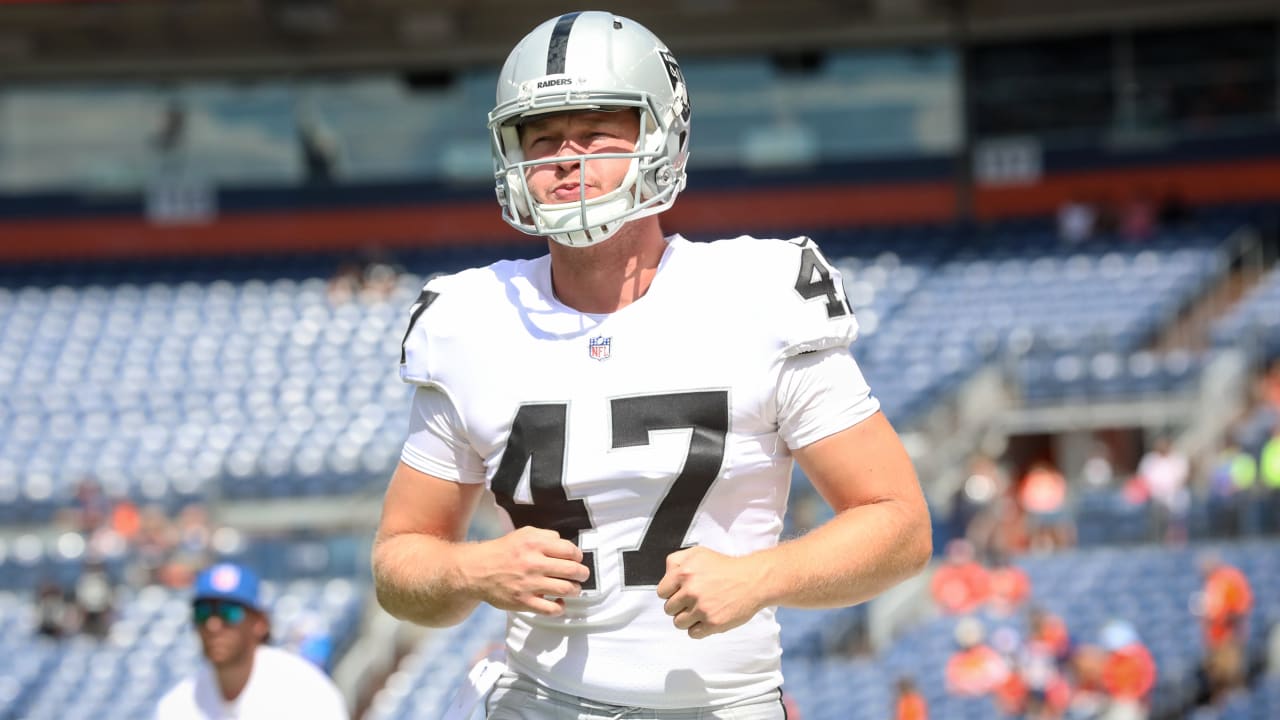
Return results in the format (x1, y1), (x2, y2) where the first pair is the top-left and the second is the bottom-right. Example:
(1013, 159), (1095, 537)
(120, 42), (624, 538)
(751, 236), (860, 359)
(776, 346), (881, 450)
(401, 386), (487, 484)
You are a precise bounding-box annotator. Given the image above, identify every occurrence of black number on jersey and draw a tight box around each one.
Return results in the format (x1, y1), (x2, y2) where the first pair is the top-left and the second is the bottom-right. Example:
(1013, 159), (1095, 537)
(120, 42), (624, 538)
(489, 391), (729, 590)
(399, 288), (439, 364)
(789, 238), (851, 318)
(613, 391), (728, 586)
(490, 403), (598, 590)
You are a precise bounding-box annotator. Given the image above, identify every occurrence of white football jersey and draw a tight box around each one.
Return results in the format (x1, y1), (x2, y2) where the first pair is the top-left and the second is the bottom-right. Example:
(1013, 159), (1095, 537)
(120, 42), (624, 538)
(399, 235), (872, 709)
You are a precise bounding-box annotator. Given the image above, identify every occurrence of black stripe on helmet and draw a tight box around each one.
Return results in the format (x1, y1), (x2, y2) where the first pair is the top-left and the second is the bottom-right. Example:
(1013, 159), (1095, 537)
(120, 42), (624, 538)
(545, 12), (582, 75)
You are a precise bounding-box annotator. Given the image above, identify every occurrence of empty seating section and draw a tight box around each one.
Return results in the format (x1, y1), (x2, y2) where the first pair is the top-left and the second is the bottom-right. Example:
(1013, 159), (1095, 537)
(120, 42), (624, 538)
(1213, 265), (1280, 360)
(0, 225), (1238, 515)
(943, 234), (1225, 405)
(0, 245), (539, 515)
(362, 604), (507, 720)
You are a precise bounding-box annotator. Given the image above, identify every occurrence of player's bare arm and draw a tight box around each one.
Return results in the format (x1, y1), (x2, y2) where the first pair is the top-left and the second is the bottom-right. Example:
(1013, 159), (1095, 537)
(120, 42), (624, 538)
(372, 461), (591, 625)
(658, 410), (930, 638)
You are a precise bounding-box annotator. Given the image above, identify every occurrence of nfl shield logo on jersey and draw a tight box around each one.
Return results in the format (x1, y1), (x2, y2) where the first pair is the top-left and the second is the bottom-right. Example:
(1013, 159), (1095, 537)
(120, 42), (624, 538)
(588, 336), (611, 361)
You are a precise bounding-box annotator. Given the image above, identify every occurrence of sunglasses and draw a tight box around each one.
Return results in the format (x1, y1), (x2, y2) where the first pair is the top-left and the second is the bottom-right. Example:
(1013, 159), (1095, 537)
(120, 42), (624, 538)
(193, 599), (248, 626)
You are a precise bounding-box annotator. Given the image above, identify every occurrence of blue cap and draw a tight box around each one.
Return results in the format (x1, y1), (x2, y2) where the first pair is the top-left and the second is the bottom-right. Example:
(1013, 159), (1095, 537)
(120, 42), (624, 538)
(1100, 619), (1139, 651)
(193, 562), (264, 613)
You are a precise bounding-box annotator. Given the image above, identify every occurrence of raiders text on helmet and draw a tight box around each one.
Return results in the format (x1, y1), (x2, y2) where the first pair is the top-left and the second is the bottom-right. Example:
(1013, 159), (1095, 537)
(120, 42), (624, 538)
(488, 11), (692, 247)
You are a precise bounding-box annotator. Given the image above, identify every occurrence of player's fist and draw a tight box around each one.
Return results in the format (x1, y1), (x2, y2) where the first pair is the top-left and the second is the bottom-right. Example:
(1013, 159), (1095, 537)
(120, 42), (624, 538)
(469, 526), (591, 616)
(655, 546), (765, 639)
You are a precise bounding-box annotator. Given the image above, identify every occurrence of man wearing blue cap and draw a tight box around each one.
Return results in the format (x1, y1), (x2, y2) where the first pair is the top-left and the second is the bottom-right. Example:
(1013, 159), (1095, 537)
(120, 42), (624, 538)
(154, 562), (349, 720)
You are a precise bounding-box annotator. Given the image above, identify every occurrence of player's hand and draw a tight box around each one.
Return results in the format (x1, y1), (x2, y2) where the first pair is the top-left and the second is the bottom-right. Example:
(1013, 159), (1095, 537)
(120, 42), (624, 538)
(467, 526), (590, 617)
(656, 546), (764, 640)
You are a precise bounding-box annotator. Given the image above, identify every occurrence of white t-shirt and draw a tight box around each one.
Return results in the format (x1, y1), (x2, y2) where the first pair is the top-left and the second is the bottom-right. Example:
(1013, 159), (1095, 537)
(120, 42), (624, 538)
(154, 645), (349, 720)
(1138, 450), (1190, 509)
(398, 234), (882, 709)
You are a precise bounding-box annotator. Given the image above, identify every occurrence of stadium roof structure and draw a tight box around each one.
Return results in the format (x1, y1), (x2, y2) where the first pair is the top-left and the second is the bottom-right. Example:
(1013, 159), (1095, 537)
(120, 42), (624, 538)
(0, 0), (1273, 81)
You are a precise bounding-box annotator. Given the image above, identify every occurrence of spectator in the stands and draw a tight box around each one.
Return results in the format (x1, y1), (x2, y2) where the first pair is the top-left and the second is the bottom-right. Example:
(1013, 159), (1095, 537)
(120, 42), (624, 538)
(1057, 194), (1097, 244)
(1261, 425), (1280, 534)
(987, 555), (1031, 617)
(1018, 460), (1074, 552)
(894, 675), (928, 720)
(1067, 643), (1110, 719)
(358, 254), (400, 303)
(1198, 553), (1253, 650)
(1120, 192), (1156, 242)
(165, 502), (215, 583)
(1099, 620), (1156, 720)
(1137, 436), (1190, 544)
(326, 254), (401, 306)
(958, 454), (1015, 563)
(129, 504), (179, 587)
(74, 558), (116, 639)
(1081, 443), (1116, 491)
(1028, 606), (1072, 667)
(981, 607), (1074, 719)
(1194, 553), (1253, 708)
(931, 539), (991, 615)
(946, 617), (1010, 697)
(34, 580), (74, 639)
(327, 261), (364, 306)
(69, 476), (112, 535)
(1205, 439), (1257, 536)
(1262, 358), (1280, 411)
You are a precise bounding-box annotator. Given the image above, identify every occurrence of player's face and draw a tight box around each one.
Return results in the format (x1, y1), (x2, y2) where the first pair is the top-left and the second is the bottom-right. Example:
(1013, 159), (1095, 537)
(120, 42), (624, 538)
(518, 110), (640, 204)
(194, 600), (266, 667)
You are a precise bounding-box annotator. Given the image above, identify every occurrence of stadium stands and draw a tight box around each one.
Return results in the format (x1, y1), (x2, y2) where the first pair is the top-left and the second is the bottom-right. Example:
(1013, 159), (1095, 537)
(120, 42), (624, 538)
(358, 539), (1280, 719)
(0, 207), (1273, 719)
(0, 219), (1247, 514)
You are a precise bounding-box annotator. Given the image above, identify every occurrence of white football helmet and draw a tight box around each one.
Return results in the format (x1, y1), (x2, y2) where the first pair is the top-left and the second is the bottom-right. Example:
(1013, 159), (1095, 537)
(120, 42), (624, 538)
(488, 11), (691, 247)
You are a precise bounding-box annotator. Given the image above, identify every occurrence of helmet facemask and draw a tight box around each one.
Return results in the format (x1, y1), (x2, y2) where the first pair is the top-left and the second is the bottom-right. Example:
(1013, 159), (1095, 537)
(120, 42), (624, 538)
(493, 103), (682, 247)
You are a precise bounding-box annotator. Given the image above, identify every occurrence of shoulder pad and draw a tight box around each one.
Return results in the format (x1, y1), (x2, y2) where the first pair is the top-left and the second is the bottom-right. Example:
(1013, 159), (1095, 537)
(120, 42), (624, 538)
(398, 267), (498, 386)
(720, 236), (860, 358)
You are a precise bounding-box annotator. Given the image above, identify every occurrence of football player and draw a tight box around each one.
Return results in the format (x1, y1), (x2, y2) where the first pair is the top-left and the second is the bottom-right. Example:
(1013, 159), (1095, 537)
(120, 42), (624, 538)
(372, 11), (931, 719)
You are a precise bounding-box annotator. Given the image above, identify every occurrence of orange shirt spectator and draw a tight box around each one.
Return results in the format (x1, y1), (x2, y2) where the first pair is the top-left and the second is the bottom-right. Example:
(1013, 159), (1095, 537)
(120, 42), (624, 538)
(988, 564), (1031, 615)
(1102, 644), (1156, 701)
(931, 540), (991, 615)
(993, 669), (1027, 716)
(1202, 561), (1253, 647)
(1098, 620), (1156, 703)
(947, 645), (1009, 696)
(111, 499), (141, 542)
(947, 618), (1010, 696)
(894, 677), (928, 720)
(1028, 607), (1072, 662)
(1019, 461), (1073, 551)
(1257, 358), (1280, 410)
(1019, 463), (1067, 515)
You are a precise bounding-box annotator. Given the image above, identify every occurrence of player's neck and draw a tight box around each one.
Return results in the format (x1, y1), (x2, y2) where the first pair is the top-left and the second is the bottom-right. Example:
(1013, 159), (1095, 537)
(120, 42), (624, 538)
(548, 219), (667, 314)
(213, 647), (256, 702)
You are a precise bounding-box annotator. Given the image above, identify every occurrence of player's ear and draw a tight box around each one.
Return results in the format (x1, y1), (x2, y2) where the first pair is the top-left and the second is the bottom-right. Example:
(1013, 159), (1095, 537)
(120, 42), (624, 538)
(251, 611), (271, 644)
